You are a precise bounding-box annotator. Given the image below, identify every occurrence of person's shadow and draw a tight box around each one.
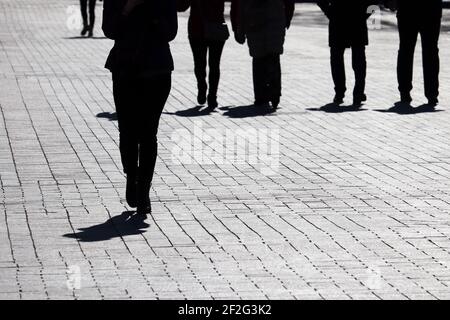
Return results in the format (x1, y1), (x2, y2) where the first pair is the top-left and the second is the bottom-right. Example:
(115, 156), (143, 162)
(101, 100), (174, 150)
(307, 103), (367, 113)
(221, 105), (276, 118)
(63, 36), (107, 40)
(96, 112), (118, 121)
(376, 102), (443, 115)
(164, 105), (215, 117)
(63, 211), (149, 242)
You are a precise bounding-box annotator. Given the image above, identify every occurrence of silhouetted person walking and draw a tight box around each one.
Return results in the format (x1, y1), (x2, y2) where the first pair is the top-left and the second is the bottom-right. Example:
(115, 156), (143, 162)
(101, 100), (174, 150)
(80, 0), (100, 37)
(177, 0), (229, 110)
(386, 0), (442, 107)
(318, 0), (376, 107)
(103, 0), (178, 215)
(231, 0), (295, 110)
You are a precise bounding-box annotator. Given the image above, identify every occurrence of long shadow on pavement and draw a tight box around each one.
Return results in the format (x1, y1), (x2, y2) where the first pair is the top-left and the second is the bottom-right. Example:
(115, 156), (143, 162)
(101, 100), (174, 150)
(63, 36), (107, 40)
(307, 103), (367, 113)
(375, 103), (444, 115)
(96, 112), (117, 121)
(63, 211), (149, 242)
(221, 105), (276, 118)
(164, 105), (215, 117)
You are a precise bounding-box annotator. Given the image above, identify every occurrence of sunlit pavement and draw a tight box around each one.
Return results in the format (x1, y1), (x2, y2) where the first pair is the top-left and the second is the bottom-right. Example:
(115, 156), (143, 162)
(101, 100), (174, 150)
(2, 0), (450, 299)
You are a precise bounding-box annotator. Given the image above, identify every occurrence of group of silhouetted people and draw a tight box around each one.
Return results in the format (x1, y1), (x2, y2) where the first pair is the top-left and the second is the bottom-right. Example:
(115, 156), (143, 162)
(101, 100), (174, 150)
(101, 0), (443, 216)
(176, 0), (295, 110)
(319, 0), (442, 108)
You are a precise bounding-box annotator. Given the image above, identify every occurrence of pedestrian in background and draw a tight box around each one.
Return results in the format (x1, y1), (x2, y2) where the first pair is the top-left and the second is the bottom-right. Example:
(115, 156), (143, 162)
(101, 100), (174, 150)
(385, 0), (443, 109)
(177, 0), (229, 110)
(80, 0), (101, 37)
(103, 0), (178, 215)
(231, 0), (295, 110)
(318, 0), (377, 107)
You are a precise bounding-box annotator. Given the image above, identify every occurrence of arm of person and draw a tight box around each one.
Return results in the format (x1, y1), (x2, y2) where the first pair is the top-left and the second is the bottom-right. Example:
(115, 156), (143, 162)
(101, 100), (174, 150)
(317, 0), (331, 18)
(166, 0), (179, 41)
(284, 0), (295, 29)
(176, 0), (191, 12)
(231, 0), (245, 44)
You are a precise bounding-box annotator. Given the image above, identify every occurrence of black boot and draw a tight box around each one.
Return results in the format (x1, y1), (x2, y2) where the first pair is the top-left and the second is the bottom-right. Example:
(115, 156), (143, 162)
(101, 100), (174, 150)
(400, 92), (412, 104)
(80, 24), (89, 36)
(136, 179), (151, 216)
(197, 84), (207, 105)
(207, 94), (218, 110)
(87, 26), (93, 38)
(125, 174), (137, 208)
(353, 93), (367, 108)
(333, 93), (345, 105)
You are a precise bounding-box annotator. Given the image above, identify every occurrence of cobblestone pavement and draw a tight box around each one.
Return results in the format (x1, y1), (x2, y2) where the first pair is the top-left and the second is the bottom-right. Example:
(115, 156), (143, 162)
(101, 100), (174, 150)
(2, 0), (450, 300)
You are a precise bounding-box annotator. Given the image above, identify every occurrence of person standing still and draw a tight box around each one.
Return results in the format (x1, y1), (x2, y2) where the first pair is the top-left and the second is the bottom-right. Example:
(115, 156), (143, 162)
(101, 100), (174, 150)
(231, 0), (295, 111)
(103, 0), (178, 215)
(318, 0), (376, 107)
(386, 0), (443, 108)
(80, 0), (100, 37)
(177, 0), (229, 110)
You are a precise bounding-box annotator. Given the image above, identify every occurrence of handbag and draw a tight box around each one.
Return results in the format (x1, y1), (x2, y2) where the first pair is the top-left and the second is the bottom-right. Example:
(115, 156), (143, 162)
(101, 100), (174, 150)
(197, 0), (230, 41)
(203, 22), (230, 41)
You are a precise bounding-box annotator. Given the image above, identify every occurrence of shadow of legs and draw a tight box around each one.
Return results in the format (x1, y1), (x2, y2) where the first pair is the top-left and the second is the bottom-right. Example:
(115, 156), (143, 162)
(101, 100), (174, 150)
(63, 211), (149, 242)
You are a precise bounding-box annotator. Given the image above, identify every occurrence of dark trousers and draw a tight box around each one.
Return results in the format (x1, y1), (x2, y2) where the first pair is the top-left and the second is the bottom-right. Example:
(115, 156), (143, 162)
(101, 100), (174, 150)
(397, 15), (441, 100)
(252, 54), (282, 104)
(80, 0), (96, 28)
(330, 46), (366, 98)
(112, 72), (171, 184)
(189, 38), (225, 99)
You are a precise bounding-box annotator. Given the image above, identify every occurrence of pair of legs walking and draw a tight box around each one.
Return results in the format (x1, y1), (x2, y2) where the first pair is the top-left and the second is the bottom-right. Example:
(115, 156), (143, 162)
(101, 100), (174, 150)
(80, 0), (96, 37)
(253, 54), (282, 109)
(330, 45), (367, 106)
(397, 15), (441, 105)
(113, 72), (172, 214)
(189, 38), (225, 109)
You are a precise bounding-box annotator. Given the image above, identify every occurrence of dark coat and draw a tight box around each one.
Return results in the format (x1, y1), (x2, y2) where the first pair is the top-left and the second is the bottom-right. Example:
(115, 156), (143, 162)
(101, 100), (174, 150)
(177, 0), (226, 40)
(103, 0), (178, 77)
(318, 0), (376, 48)
(395, 0), (442, 19)
(231, 0), (295, 58)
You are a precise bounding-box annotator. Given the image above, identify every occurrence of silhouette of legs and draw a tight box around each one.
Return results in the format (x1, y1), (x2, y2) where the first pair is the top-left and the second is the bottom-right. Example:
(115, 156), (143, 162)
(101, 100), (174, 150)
(421, 17), (441, 104)
(189, 39), (225, 108)
(207, 40), (225, 108)
(113, 73), (171, 214)
(352, 46), (367, 103)
(189, 38), (208, 105)
(80, 0), (96, 37)
(252, 54), (282, 108)
(397, 17), (418, 103)
(330, 46), (366, 105)
(397, 13), (441, 105)
(330, 46), (346, 102)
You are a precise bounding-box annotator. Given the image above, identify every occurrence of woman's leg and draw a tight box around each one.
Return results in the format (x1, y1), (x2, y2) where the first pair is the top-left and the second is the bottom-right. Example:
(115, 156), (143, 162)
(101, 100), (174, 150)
(113, 73), (139, 207)
(189, 38), (208, 105)
(207, 40), (226, 108)
(87, 0), (97, 37)
(135, 73), (172, 213)
(79, 0), (89, 35)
